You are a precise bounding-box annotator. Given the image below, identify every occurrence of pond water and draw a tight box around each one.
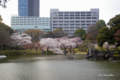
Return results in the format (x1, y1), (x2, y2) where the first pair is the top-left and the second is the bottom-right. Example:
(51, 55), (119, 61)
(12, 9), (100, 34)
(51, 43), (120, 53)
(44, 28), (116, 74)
(0, 55), (120, 80)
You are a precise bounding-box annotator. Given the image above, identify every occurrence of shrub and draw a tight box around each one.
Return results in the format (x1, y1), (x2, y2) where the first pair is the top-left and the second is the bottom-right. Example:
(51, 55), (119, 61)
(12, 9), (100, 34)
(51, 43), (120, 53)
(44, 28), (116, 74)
(46, 50), (54, 55)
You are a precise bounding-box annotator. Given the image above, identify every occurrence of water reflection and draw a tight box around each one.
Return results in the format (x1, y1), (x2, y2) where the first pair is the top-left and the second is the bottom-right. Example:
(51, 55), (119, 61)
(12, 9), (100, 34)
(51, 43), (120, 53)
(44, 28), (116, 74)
(0, 55), (120, 80)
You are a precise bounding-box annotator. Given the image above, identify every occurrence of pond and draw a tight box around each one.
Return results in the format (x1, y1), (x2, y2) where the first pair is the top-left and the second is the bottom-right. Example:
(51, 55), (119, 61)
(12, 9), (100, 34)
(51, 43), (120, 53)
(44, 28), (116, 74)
(0, 55), (120, 80)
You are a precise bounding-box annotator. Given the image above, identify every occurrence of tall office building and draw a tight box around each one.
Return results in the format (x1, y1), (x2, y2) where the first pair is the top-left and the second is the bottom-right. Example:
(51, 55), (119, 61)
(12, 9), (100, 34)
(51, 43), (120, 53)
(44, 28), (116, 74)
(50, 9), (99, 36)
(18, 0), (39, 17)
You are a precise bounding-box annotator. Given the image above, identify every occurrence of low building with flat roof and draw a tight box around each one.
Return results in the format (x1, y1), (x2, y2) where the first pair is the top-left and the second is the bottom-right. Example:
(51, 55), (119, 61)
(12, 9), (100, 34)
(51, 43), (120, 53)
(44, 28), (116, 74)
(11, 16), (50, 33)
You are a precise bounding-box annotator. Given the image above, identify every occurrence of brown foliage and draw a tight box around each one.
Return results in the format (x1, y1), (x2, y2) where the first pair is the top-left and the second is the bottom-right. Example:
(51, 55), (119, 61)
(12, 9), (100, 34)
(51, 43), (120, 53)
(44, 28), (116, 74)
(86, 24), (98, 43)
(114, 30), (120, 43)
(23, 42), (42, 50)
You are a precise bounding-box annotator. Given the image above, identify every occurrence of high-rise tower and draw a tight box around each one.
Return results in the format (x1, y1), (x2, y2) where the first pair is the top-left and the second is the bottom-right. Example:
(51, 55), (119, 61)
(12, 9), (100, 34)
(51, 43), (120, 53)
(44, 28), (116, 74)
(18, 0), (39, 17)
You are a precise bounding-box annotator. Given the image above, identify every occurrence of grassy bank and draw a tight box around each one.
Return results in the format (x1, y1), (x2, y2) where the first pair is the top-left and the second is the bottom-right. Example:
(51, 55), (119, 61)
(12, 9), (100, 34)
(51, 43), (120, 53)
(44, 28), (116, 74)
(0, 50), (54, 55)
(76, 51), (87, 54)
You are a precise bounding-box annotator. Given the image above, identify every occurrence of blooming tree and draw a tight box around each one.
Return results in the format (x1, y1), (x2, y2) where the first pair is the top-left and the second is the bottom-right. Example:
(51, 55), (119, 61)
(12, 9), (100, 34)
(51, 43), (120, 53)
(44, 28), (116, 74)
(69, 37), (82, 47)
(23, 42), (42, 53)
(58, 38), (76, 54)
(103, 42), (115, 50)
(40, 37), (82, 54)
(11, 33), (32, 47)
(40, 38), (63, 54)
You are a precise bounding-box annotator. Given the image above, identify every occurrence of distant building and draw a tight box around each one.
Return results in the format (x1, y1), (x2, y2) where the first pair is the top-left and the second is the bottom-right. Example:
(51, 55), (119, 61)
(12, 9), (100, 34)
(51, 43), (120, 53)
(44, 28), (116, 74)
(11, 16), (50, 33)
(18, 0), (39, 17)
(50, 9), (99, 36)
(11, 0), (50, 33)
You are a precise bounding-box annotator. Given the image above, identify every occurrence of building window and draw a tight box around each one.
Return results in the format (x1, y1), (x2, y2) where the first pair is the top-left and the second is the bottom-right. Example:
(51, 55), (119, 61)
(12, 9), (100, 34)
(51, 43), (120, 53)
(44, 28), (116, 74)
(86, 12), (91, 14)
(64, 17), (69, 19)
(64, 12), (69, 14)
(53, 27), (57, 28)
(59, 12), (63, 14)
(59, 17), (63, 19)
(59, 24), (63, 25)
(70, 15), (74, 16)
(53, 17), (58, 19)
(75, 21), (80, 22)
(64, 21), (69, 22)
(92, 17), (97, 19)
(81, 21), (85, 22)
(53, 21), (57, 22)
(53, 24), (58, 25)
(53, 12), (58, 14)
(70, 21), (74, 22)
(59, 27), (63, 29)
(70, 17), (74, 19)
(86, 21), (91, 22)
(34, 26), (38, 28)
(75, 15), (80, 16)
(92, 21), (97, 22)
(81, 15), (85, 16)
(87, 24), (90, 25)
(70, 12), (74, 14)
(64, 27), (69, 29)
(59, 15), (63, 16)
(86, 17), (91, 19)
(81, 27), (85, 29)
(81, 17), (85, 19)
(75, 12), (80, 14)
(64, 15), (69, 16)
(70, 24), (74, 25)
(87, 15), (91, 16)
(59, 21), (63, 22)
(81, 12), (85, 14)
(75, 17), (80, 19)
(76, 27), (80, 28)
(81, 24), (85, 25)
(64, 24), (69, 25)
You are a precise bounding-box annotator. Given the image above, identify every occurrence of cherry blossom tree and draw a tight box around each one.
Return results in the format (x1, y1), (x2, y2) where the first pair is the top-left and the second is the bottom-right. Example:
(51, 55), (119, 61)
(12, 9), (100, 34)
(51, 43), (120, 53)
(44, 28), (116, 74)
(69, 37), (82, 47)
(11, 33), (32, 47)
(31, 42), (42, 53)
(40, 37), (82, 54)
(23, 42), (42, 53)
(103, 42), (115, 50)
(40, 38), (63, 54)
(58, 38), (76, 54)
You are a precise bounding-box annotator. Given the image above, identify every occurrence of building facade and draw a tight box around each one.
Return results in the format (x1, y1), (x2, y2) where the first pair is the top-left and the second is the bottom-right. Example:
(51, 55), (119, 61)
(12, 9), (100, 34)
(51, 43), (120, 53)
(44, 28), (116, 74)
(50, 9), (99, 36)
(18, 0), (39, 17)
(11, 16), (50, 33)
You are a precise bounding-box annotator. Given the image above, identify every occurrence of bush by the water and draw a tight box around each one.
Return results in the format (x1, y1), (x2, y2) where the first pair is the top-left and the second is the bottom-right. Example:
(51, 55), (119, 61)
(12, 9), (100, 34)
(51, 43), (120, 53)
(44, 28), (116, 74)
(0, 50), (41, 55)
(0, 50), (55, 55)
(46, 51), (54, 55)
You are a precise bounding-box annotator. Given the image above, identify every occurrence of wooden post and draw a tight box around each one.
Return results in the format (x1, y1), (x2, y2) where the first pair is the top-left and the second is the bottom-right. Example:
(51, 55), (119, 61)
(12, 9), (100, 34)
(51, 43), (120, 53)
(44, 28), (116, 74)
(89, 47), (92, 56)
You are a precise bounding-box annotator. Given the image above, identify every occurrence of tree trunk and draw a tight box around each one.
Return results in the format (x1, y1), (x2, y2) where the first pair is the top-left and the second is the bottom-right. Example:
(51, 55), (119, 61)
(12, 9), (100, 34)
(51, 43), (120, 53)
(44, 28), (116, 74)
(47, 47), (49, 52)
(101, 46), (103, 51)
(35, 48), (37, 54)
(1, 45), (3, 51)
(64, 47), (67, 54)
(69, 47), (72, 54)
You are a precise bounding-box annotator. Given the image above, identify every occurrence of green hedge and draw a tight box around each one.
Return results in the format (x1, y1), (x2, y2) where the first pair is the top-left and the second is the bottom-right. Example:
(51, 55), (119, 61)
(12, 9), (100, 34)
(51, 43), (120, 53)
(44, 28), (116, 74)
(0, 50), (54, 55)
(0, 50), (41, 55)
(46, 51), (54, 55)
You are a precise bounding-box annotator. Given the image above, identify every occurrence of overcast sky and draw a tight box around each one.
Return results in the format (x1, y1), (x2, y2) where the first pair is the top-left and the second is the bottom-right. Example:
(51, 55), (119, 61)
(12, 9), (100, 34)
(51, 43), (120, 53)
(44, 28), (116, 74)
(0, 0), (120, 26)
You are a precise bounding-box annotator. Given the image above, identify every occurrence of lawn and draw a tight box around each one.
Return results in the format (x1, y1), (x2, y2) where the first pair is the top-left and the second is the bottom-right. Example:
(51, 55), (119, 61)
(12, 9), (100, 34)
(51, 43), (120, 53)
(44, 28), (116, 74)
(76, 51), (87, 54)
